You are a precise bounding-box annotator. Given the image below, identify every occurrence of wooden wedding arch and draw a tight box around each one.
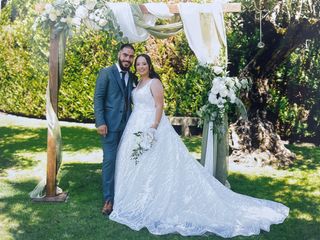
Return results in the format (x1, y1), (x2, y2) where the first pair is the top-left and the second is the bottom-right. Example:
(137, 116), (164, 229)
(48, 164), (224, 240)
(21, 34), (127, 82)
(42, 2), (241, 202)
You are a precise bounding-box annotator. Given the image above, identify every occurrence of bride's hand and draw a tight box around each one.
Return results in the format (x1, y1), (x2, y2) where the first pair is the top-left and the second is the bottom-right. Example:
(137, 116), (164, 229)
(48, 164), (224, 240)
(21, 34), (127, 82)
(150, 122), (159, 129)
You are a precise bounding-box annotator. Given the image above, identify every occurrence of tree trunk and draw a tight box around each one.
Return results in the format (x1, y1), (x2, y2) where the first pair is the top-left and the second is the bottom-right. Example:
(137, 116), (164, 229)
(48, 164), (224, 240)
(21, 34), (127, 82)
(230, 18), (320, 166)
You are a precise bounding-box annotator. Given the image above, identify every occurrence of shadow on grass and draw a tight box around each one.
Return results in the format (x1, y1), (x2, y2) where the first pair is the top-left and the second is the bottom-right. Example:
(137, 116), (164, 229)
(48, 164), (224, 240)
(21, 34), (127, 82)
(1, 162), (319, 240)
(229, 173), (319, 222)
(0, 126), (100, 173)
(286, 145), (320, 172)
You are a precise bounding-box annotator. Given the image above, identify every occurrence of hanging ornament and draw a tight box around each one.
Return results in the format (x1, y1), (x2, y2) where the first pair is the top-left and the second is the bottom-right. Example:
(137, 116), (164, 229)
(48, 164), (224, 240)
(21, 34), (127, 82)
(257, 0), (265, 48)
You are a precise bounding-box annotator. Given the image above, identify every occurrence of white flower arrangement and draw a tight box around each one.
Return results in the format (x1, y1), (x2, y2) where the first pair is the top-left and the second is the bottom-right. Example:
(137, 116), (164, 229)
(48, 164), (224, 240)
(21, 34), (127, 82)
(131, 128), (157, 165)
(33, 0), (125, 40)
(198, 65), (251, 134)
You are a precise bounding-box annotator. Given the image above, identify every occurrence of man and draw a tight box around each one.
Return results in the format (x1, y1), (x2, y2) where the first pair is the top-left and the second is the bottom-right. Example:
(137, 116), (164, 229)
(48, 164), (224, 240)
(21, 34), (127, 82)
(94, 43), (136, 215)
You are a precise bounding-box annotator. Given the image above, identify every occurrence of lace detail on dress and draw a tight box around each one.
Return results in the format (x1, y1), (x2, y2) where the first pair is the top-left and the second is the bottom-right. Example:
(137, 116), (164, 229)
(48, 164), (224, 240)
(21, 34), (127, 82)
(132, 79), (155, 113)
(109, 78), (289, 238)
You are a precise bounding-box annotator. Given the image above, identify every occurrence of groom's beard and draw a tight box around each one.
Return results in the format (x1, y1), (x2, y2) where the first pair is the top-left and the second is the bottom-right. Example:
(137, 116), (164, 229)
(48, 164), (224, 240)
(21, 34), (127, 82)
(118, 58), (132, 72)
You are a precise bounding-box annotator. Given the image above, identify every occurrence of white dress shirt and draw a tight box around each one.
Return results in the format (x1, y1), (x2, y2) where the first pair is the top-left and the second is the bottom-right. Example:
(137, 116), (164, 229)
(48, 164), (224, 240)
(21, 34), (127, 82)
(116, 63), (129, 86)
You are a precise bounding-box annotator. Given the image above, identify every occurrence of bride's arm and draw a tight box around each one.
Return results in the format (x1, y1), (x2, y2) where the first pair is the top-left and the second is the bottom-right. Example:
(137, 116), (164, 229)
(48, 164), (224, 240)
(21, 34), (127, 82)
(150, 78), (164, 129)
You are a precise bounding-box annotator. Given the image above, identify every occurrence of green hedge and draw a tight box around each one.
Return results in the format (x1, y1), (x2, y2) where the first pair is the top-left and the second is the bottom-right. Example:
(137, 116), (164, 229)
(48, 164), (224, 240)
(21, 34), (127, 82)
(0, 0), (48, 118)
(0, 0), (209, 122)
(1, 0), (319, 142)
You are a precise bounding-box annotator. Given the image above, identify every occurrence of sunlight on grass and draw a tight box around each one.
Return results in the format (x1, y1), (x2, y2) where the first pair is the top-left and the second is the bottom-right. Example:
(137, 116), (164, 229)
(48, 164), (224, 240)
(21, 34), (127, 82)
(14, 133), (39, 140)
(0, 126), (319, 240)
(182, 136), (202, 153)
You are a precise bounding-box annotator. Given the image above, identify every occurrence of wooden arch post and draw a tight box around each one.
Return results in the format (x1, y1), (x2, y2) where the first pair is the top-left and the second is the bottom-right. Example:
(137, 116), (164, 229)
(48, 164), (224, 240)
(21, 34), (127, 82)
(42, 2), (241, 202)
(33, 29), (68, 202)
(47, 29), (59, 198)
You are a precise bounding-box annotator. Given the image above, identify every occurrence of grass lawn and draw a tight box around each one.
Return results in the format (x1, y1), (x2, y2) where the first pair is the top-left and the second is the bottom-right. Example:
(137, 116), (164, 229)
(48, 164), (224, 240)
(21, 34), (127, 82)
(0, 122), (319, 240)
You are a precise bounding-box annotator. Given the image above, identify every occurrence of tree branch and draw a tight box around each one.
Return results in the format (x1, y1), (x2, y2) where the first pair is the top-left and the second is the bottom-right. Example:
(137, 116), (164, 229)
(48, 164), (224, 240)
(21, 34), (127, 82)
(242, 18), (320, 79)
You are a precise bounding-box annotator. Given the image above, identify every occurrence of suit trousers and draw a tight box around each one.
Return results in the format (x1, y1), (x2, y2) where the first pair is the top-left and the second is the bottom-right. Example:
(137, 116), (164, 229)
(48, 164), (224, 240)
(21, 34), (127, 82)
(101, 128), (124, 203)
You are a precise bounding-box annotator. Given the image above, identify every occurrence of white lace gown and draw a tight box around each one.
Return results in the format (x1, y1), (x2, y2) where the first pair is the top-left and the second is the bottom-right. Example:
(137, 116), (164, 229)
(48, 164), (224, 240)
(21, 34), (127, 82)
(109, 79), (289, 238)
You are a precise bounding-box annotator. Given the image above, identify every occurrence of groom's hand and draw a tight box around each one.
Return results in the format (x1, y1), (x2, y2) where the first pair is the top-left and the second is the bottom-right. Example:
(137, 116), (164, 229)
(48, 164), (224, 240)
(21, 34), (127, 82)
(97, 124), (108, 137)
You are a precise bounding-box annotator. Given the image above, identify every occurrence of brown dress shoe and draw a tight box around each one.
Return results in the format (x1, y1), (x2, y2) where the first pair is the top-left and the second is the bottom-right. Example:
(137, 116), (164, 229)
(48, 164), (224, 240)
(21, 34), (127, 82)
(101, 200), (113, 215)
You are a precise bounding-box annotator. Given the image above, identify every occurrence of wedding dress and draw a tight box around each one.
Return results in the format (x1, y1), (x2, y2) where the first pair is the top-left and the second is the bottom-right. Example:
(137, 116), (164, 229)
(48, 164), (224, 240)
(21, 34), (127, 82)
(109, 79), (289, 237)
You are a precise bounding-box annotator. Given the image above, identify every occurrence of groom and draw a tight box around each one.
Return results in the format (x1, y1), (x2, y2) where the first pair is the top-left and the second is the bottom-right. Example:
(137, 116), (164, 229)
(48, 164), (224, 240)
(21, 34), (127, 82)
(94, 43), (136, 215)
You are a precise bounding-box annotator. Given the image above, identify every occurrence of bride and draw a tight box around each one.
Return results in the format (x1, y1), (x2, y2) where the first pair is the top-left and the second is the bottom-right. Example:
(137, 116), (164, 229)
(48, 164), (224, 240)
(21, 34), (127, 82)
(108, 54), (289, 238)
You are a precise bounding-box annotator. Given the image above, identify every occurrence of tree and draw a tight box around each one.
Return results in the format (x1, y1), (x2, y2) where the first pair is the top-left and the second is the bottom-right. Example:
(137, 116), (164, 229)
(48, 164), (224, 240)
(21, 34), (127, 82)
(229, 0), (320, 166)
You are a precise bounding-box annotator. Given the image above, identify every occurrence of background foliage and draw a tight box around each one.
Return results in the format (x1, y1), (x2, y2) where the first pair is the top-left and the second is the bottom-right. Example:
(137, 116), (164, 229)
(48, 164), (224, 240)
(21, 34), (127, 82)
(0, 0), (319, 144)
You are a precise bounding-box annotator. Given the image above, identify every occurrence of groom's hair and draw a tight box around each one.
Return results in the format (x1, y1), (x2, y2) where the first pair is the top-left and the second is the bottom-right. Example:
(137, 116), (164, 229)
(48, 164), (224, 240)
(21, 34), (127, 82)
(119, 43), (135, 52)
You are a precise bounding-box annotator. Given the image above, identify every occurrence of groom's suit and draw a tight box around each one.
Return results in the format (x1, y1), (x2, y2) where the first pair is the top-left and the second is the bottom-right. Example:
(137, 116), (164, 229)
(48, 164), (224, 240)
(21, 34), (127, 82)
(94, 64), (137, 203)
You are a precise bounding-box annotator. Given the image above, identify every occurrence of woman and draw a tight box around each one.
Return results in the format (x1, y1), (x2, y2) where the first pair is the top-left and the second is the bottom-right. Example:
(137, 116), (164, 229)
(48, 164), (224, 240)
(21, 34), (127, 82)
(109, 54), (289, 238)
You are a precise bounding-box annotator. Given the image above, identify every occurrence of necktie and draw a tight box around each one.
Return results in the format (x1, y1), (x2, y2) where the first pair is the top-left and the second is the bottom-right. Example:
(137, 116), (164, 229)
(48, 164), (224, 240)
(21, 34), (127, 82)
(120, 71), (129, 111)
(120, 71), (126, 88)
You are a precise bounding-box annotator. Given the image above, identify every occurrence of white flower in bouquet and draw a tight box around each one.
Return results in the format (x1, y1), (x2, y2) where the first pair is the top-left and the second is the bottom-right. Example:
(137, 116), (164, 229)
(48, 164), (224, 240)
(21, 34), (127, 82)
(94, 9), (103, 17)
(217, 97), (226, 108)
(197, 64), (251, 135)
(235, 77), (242, 89)
(145, 129), (156, 143)
(212, 76), (222, 86)
(140, 138), (151, 150)
(75, 5), (89, 19)
(84, 19), (100, 31)
(98, 19), (107, 27)
(226, 77), (235, 88)
(219, 86), (229, 98)
(86, 0), (97, 10)
(49, 11), (58, 21)
(40, 15), (47, 22)
(72, 17), (82, 26)
(89, 13), (96, 20)
(228, 89), (237, 103)
(241, 78), (249, 89)
(213, 66), (224, 75)
(70, 0), (81, 6)
(210, 83), (221, 95)
(131, 128), (157, 165)
(55, 0), (66, 5)
(55, 10), (62, 17)
(65, 16), (73, 25)
(208, 93), (218, 104)
(45, 4), (53, 13)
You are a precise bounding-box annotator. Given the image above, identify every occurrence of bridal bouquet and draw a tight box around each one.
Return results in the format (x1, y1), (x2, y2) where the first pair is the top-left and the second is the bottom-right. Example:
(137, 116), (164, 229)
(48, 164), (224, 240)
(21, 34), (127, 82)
(131, 128), (157, 165)
(33, 0), (124, 40)
(197, 65), (251, 134)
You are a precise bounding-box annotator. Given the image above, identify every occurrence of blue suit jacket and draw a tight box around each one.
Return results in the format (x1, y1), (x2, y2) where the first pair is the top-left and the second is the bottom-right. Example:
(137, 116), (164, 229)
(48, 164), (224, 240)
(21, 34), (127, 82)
(94, 64), (137, 132)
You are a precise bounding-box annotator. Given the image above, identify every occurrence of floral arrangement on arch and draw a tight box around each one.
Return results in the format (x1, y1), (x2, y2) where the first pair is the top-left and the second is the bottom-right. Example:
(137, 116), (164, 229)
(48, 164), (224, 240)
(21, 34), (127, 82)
(33, 0), (125, 39)
(197, 64), (251, 134)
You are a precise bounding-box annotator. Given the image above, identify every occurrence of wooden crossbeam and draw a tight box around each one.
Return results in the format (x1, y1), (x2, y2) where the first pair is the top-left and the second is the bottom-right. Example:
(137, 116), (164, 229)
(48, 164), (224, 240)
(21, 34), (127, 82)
(140, 3), (241, 14)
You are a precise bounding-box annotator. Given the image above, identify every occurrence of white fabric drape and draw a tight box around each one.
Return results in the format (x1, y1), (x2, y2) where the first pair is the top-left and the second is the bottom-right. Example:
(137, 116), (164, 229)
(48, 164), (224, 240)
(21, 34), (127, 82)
(29, 84), (63, 198)
(144, 3), (173, 19)
(107, 3), (174, 43)
(204, 121), (217, 175)
(178, 1), (227, 65)
(107, 3), (149, 43)
(179, 1), (228, 184)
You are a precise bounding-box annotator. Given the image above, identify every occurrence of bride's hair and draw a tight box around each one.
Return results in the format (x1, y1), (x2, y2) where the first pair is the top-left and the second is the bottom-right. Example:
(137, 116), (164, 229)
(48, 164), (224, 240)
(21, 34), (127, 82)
(134, 54), (161, 80)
